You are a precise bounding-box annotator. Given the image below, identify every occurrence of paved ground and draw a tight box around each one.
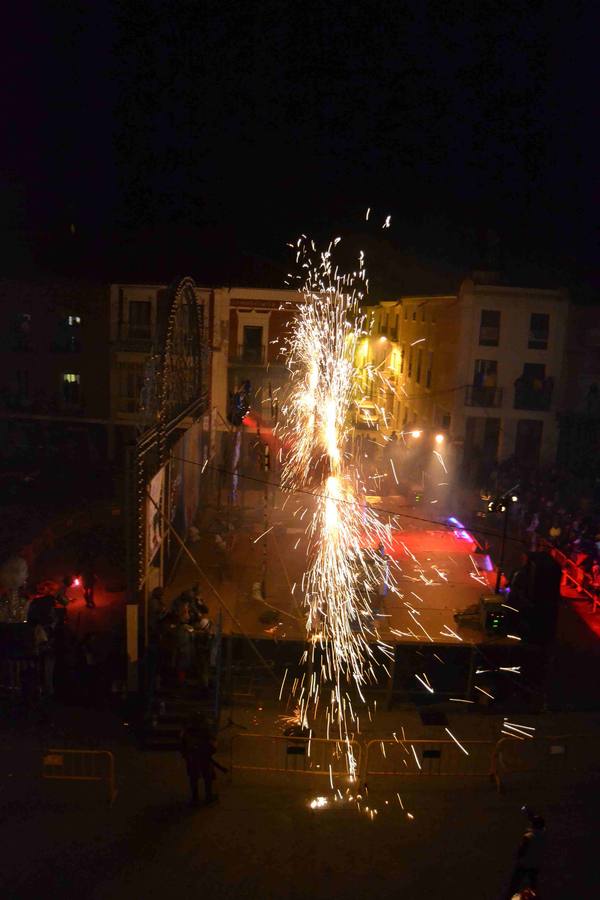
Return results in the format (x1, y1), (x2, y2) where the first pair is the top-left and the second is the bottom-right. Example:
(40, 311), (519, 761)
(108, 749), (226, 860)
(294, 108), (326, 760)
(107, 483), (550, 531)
(1, 701), (598, 900)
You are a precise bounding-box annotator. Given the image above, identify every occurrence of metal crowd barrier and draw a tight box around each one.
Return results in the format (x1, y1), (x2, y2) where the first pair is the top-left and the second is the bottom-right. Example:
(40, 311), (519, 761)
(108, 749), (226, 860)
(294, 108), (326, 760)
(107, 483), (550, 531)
(42, 748), (117, 805)
(542, 542), (597, 608)
(230, 733), (362, 779)
(364, 738), (498, 787)
(491, 734), (600, 791)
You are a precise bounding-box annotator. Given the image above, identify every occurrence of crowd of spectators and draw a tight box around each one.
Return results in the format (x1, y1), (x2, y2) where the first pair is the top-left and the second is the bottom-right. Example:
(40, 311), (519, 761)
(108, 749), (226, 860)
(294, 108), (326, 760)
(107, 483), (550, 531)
(491, 460), (600, 603)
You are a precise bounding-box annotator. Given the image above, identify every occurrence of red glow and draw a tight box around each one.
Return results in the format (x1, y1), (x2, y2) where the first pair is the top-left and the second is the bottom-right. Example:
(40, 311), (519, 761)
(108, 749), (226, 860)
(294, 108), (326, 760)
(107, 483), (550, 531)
(73, 577), (81, 587)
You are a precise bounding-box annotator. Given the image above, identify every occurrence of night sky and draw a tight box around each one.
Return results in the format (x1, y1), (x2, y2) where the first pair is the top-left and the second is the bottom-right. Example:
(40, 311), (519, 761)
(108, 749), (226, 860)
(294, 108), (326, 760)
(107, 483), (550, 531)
(2, 1), (596, 293)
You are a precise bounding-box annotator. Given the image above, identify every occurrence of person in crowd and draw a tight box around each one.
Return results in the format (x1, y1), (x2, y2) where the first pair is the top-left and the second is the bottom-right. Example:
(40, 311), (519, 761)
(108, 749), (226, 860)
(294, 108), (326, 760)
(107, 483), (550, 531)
(194, 609), (213, 689)
(507, 810), (546, 898)
(54, 576), (72, 623)
(174, 602), (194, 686)
(148, 587), (168, 636)
(34, 619), (55, 698)
(81, 563), (97, 609)
(180, 713), (227, 806)
(547, 521), (561, 545)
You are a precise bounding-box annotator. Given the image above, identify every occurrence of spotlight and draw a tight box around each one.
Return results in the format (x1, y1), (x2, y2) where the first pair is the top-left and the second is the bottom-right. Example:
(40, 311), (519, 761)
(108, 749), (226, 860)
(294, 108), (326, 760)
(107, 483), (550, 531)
(511, 495), (518, 503)
(411, 430), (422, 438)
(434, 433), (444, 444)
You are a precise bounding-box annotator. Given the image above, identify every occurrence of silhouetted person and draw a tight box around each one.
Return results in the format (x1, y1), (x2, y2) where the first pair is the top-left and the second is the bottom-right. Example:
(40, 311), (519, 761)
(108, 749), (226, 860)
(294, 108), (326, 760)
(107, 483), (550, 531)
(82, 565), (96, 609)
(180, 714), (227, 806)
(507, 809), (546, 898)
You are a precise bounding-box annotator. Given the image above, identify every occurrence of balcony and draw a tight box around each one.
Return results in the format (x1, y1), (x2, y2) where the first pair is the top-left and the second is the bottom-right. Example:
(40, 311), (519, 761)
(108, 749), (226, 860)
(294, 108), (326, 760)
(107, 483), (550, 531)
(230, 344), (267, 365)
(113, 328), (153, 353)
(514, 379), (553, 411)
(465, 385), (503, 408)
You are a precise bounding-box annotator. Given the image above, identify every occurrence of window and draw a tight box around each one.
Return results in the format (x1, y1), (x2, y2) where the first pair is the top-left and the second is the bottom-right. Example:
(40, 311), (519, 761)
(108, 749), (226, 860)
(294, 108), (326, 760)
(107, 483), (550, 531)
(400, 345), (405, 374)
(128, 301), (152, 339)
(402, 407), (408, 427)
(10, 313), (32, 351)
(416, 349), (422, 384)
(479, 310), (500, 346)
(62, 373), (81, 406)
(426, 351), (433, 389)
(117, 363), (145, 413)
(404, 305), (408, 320)
(407, 347), (413, 378)
(412, 309), (417, 321)
(242, 325), (263, 362)
(421, 307), (426, 322)
(528, 313), (549, 350)
(473, 359), (498, 387)
(54, 315), (81, 352)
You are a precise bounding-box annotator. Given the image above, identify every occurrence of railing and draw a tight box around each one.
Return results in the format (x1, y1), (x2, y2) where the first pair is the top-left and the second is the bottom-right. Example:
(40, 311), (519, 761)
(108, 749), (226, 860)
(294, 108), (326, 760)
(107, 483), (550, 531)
(465, 385), (503, 408)
(514, 382), (553, 411)
(229, 733), (362, 779)
(365, 738), (497, 787)
(230, 344), (267, 365)
(540, 540), (598, 610)
(491, 734), (600, 791)
(42, 748), (117, 805)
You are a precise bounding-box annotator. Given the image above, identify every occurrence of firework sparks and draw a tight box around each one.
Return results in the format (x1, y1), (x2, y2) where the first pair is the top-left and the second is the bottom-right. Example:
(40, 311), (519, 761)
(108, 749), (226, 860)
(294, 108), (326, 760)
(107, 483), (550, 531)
(280, 238), (392, 769)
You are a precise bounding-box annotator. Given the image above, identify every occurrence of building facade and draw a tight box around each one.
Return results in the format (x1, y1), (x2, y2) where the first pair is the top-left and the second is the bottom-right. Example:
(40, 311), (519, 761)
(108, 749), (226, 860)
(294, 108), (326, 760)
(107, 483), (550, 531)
(0, 278), (111, 469)
(109, 283), (300, 456)
(362, 274), (570, 475)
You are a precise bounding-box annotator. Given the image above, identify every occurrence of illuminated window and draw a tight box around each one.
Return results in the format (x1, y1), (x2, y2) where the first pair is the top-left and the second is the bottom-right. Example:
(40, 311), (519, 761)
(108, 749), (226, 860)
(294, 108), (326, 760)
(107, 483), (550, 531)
(54, 315), (82, 351)
(62, 372), (81, 405)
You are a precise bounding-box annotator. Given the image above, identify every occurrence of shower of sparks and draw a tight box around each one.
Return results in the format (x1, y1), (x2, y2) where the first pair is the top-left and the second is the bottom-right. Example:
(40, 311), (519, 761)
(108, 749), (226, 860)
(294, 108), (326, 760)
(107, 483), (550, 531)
(280, 237), (393, 771)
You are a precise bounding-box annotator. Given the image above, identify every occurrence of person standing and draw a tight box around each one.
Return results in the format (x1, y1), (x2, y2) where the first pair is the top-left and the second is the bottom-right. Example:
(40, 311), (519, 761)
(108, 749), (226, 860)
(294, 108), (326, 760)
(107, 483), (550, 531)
(81, 564), (97, 609)
(180, 714), (227, 806)
(507, 811), (546, 898)
(54, 576), (72, 624)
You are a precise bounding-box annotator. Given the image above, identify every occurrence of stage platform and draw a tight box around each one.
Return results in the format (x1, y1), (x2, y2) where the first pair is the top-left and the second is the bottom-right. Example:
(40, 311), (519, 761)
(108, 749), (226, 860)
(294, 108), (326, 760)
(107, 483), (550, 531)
(168, 493), (519, 653)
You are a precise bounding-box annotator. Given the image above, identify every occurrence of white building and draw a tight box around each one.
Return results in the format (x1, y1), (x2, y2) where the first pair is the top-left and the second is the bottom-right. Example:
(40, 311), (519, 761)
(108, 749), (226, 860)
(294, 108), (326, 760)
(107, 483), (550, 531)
(362, 273), (570, 472)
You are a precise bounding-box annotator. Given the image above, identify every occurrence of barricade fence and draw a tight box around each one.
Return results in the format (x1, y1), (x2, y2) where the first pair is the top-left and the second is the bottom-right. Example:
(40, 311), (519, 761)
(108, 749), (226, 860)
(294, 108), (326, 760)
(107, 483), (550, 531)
(364, 738), (496, 784)
(228, 732), (600, 792)
(491, 734), (600, 791)
(42, 748), (117, 805)
(230, 733), (362, 779)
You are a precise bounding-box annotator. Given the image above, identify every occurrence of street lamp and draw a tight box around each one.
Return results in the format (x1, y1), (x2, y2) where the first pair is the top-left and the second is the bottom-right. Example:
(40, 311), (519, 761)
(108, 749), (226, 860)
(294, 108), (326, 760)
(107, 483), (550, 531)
(410, 429), (422, 438)
(434, 433), (444, 444)
(488, 484), (519, 594)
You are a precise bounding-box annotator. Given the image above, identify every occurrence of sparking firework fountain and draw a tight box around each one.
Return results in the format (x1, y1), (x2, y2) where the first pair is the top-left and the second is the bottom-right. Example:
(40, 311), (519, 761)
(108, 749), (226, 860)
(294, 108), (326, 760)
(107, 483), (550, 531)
(280, 237), (394, 774)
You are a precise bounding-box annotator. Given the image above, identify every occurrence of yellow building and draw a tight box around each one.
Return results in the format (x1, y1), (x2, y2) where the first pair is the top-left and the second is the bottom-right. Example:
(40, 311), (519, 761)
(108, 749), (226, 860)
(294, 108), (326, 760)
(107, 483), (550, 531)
(360, 274), (569, 471)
